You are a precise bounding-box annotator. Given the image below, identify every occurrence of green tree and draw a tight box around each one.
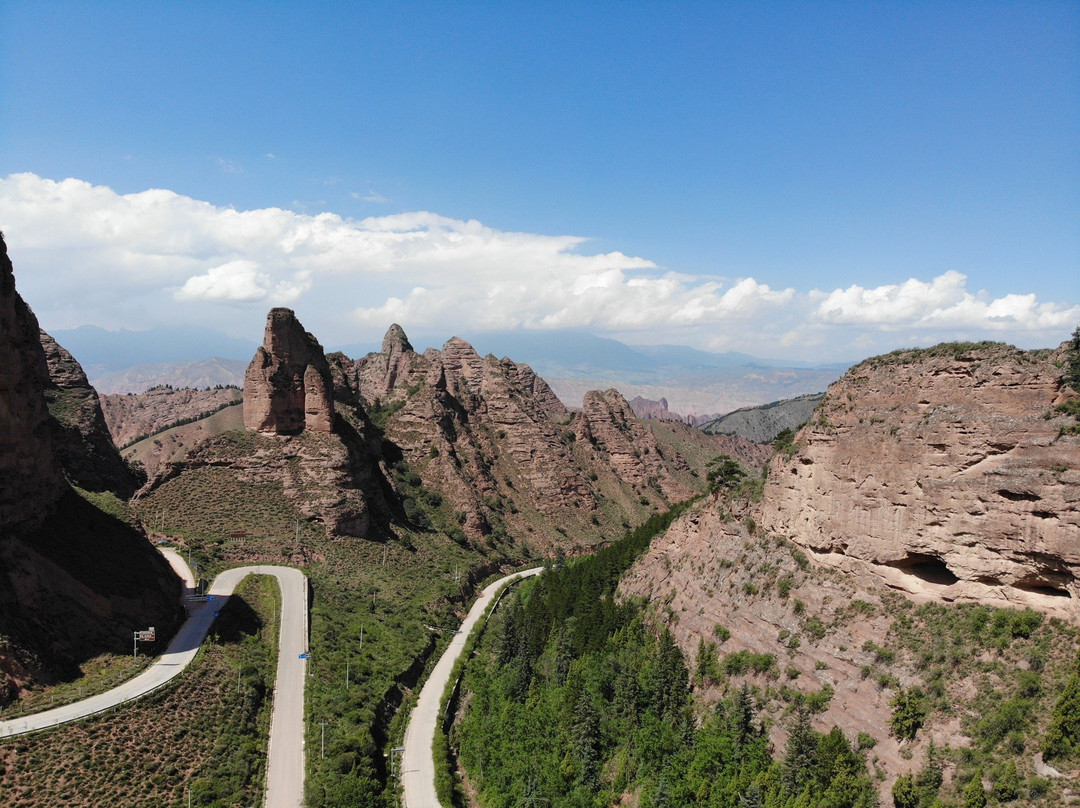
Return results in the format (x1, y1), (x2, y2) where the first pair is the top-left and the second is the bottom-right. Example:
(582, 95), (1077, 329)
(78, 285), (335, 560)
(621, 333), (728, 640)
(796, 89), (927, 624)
(992, 760), (1020, 803)
(782, 710), (817, 795)
(890, 687), (929, 740)
(707, 455), (747, 492)
(1044, 652), (1080, 760)
(1067, 324), (1080, 391)
(962, 770), (987, 808)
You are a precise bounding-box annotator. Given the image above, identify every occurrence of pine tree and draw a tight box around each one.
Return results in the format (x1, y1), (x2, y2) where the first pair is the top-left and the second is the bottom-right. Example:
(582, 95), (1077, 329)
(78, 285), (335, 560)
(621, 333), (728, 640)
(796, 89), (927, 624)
(1066, 324), (1080, 390)
(962, 771), (987, 808)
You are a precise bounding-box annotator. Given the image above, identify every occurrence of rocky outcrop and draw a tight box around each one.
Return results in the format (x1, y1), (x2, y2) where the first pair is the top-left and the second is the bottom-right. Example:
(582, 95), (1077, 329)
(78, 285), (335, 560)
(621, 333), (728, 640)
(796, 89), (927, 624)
(0, 236), (65, 528)
(576, 389), (695, 502)
(40, 330), (136, 497)
(700, 392), (825, 444)
(243, 308), (334, 434)
(627, 396), (701, 425)
(756, 343), (1080, 617)
(332, 326), (762, 550)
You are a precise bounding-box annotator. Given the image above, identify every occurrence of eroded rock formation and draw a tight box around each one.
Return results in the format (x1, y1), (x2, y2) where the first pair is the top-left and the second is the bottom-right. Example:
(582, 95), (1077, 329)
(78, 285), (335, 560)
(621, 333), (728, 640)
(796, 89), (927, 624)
(244, 308), (334, 434)
(0, 237), (65, 528)
(40, 330), (137, 496)
(332, 325), (764, 549)
(756, 343), (1080, 617)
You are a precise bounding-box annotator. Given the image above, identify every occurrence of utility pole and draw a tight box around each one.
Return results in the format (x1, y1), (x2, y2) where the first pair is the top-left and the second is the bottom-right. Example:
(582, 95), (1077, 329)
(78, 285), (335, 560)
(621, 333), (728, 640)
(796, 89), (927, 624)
(320, 720), (327, 759)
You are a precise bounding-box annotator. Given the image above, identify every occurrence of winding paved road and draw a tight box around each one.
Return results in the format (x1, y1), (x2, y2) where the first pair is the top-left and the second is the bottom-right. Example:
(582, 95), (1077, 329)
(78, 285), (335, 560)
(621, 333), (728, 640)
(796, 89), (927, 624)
(401, 567), (543, 808)
(0, 551), (309, 808)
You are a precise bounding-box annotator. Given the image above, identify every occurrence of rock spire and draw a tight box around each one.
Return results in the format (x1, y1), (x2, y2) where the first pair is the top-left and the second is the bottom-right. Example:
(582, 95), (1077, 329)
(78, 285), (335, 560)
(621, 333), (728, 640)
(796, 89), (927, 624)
(243, 308), (335, 434)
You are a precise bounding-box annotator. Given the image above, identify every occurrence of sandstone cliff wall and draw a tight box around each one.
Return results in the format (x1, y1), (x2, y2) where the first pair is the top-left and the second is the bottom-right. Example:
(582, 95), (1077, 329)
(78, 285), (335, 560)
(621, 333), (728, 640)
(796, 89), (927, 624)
(756, 343), (1080, 617)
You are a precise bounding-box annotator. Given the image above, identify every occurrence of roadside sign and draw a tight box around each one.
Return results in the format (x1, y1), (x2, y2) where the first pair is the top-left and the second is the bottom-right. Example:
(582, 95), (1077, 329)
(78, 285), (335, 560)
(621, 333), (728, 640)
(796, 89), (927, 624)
(299, 653), (309, 659)
(134, 627), (156, 642)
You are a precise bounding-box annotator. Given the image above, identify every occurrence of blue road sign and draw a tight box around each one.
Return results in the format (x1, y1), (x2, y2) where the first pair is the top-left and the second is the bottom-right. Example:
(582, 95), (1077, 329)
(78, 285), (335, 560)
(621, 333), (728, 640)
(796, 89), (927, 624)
(299, 653), (309, 659)
(214, 611), (220, 617)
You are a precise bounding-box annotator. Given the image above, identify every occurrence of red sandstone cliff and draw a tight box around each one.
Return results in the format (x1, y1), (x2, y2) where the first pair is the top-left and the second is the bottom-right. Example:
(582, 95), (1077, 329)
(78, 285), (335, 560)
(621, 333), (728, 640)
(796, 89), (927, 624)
(756, 343), (1079, 617)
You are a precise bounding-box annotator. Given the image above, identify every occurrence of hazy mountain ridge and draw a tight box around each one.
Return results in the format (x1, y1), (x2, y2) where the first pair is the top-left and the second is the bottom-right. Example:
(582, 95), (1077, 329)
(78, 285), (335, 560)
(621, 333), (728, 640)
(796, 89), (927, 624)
(52, 324), (848, 414)
(699, 392), (826, 443)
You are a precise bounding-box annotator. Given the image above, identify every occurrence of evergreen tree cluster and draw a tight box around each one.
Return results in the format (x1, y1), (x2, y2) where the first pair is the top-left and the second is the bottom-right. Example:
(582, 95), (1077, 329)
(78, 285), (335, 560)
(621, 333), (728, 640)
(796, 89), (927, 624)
(454, 505), (878, 807)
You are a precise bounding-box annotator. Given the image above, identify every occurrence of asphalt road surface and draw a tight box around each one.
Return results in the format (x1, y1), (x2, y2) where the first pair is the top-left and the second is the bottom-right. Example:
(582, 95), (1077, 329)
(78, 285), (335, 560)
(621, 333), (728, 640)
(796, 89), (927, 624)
(401, 566), (543, 808)
(0, 552), (309, 808)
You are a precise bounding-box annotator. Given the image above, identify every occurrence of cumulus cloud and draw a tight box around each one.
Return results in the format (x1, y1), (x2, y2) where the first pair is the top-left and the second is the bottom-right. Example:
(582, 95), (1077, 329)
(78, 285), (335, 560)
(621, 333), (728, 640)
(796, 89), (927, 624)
(0, 172), (1075, 360)
(813, 271), (1080, 332)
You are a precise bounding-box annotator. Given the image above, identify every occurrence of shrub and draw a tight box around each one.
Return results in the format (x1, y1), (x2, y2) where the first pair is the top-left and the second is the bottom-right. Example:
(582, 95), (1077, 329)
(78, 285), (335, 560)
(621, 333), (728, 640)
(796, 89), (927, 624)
(890, 687), (929, 740)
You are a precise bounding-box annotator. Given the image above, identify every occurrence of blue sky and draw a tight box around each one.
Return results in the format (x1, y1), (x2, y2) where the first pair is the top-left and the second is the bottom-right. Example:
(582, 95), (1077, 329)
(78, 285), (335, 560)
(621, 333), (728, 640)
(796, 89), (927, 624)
(1, 1), (1077, 361)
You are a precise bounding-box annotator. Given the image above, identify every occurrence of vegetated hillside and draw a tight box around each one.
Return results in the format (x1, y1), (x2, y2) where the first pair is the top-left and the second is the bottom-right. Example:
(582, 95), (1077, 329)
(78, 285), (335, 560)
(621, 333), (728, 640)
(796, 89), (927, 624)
(617, 338), (1080, 804)
(452, 506), (881, 808)
(699, 392), (825, 444)
(0, 233), (182, 703)
(120, 403), (244, 482)
(0, 575), (278, 808)
(620, 500), (1080, 806)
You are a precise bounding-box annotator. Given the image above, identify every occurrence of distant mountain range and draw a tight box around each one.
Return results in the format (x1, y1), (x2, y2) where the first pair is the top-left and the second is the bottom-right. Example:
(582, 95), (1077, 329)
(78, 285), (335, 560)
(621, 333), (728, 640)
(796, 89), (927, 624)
(53, 324), (849, 413)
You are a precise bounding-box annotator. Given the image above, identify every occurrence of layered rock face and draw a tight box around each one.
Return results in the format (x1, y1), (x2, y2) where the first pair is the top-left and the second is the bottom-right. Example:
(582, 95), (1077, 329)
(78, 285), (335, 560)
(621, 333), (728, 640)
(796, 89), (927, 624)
(244, 308), (334, 434)
(756, 344), (1080, 617)
(40, 330), (137, 496)
(0, 236), (65, 528)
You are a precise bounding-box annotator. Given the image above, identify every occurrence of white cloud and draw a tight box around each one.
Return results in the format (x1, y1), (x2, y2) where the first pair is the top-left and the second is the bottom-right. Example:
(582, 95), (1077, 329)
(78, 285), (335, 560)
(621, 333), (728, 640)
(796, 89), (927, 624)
(214, 157), (242, 174)
(176, 259), (268, 302)
(813, 271), (1080, 332)
(353, 190), (389, 203)
(0, 172), (1075, 360)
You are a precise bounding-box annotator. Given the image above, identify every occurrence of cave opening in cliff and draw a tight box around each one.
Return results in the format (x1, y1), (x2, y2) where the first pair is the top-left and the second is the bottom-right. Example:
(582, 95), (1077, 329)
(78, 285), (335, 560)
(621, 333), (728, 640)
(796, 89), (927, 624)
(1013, 578), (1072, 599)
(886, 553), (959, 586)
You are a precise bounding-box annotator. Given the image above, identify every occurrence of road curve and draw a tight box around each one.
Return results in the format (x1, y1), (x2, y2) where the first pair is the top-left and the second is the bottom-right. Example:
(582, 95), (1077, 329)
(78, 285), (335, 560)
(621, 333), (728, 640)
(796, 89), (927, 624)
(401, 567), (543, 808)
(0, 556), (309, 808)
